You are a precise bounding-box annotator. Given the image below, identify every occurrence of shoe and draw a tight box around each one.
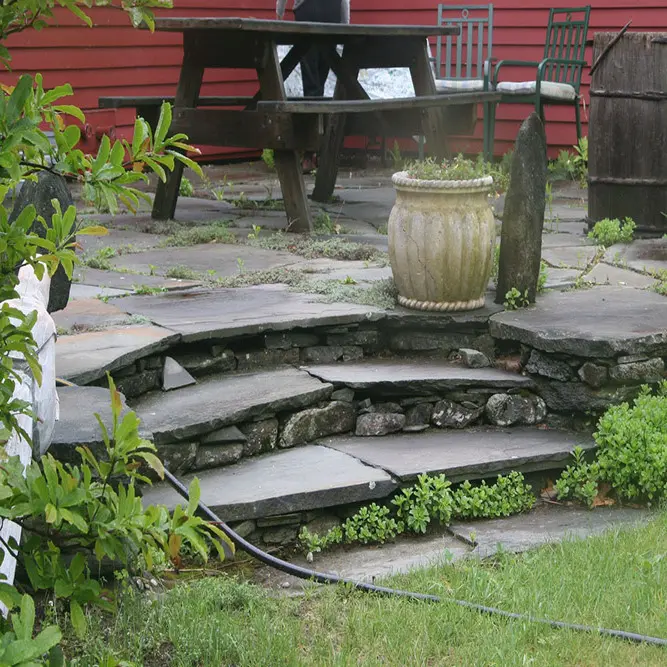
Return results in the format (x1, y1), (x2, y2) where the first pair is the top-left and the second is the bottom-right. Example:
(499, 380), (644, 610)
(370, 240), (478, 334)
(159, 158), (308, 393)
(302, 156), (315, 174)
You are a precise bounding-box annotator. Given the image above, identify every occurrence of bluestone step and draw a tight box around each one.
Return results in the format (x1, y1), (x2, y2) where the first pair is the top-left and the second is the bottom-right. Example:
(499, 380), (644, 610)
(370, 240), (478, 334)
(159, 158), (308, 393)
(303, 359), (532, 395)
(133, 366), (332, 445)
(141, 445), (397, 521)
(319, 427), (595, 482)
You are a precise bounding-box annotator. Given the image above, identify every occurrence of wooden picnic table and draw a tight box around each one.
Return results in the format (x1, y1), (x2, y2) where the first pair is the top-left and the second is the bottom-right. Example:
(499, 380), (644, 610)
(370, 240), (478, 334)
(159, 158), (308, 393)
(144, 17), (500, 230)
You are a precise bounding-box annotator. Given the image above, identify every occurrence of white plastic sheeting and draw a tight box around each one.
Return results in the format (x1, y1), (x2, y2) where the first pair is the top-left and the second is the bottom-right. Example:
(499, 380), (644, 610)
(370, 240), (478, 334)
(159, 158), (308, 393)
(1, 264), (58, 597)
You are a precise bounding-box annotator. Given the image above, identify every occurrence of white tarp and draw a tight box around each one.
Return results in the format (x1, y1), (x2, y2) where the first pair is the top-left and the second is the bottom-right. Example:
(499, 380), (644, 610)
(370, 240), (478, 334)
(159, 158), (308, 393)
(1, 265), (58, 599)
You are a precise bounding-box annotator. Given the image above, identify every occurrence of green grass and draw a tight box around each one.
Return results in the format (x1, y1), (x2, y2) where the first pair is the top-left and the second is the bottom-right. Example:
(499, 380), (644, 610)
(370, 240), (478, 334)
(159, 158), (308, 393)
(66, 511), (667, 665)
(249, 234), (387, 263)
(160, 221), (237, 247)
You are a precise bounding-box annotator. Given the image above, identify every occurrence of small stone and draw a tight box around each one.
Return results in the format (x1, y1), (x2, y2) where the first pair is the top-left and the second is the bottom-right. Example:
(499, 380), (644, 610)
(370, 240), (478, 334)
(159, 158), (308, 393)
(608, 357), (664, 383)
(525, 350), (573, 381)
(115, 370), (161, 398)
(175, 351), (236, 376)
(304, 514), (341, 535)
(326, 330), (380, 346)
(369, 402), (404, 414)
(239, 418), (278, 455)
(194, 443), (244, 470)
(400, 395), (440, 407)
(403, 424), (430, 433)
(355, 413), (405, 436)
(236, 348), (299, 370)
(279, 401), (355, 448)
(300, 346), (345, 364)
(306, 552), (314, 563)
(230, 520), (256, 538)
(262, 525), (299, 545)
(331, 388), (355, 403)
(200, 425), (247, 446)
(265, 332), (320, 349)
(432, 400), (483, 429)
(357, 398), (372, 411)
(485, 393), (546, 426)
(280, 581), (291, 589)
(257, 514), (302, 528)
(157, 442), (197, 474)
(162, 356), (197, 391)
(577, 362), (609, 388)
(458, 348), (491, 369)
(404, 403), (433, 427)
(617, 354), (649, 365)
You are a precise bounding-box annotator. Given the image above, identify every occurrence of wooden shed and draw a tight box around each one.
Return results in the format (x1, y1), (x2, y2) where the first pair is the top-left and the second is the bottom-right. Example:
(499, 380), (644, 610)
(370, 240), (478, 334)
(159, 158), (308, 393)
(1, 0), (665, 159)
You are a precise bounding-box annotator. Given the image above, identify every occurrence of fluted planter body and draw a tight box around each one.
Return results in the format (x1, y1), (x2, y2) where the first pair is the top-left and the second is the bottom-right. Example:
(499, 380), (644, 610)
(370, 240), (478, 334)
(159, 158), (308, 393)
(388, 172), (496, 311)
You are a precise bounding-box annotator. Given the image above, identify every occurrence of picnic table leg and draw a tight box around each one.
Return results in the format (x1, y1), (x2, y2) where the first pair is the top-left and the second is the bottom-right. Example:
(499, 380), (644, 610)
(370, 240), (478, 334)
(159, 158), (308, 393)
(152, 45), (204, 221)
(410, 40), (449, 160)
(256, 40), (313, 233)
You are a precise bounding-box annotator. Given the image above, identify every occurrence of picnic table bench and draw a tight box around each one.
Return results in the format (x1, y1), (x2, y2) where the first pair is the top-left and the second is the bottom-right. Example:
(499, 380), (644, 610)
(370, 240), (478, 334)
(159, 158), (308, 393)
(103, 17), (500, 231)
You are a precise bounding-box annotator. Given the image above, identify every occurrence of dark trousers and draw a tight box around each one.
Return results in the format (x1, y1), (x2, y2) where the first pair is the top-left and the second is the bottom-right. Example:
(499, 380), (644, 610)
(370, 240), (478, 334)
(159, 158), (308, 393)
(294, 0), (342, 98)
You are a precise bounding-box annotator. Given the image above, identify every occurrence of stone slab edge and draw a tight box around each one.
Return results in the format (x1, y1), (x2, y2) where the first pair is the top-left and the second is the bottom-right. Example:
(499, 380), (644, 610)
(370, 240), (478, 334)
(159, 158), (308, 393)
(208, 476), (398, 522)
(61, 329), (181, 385)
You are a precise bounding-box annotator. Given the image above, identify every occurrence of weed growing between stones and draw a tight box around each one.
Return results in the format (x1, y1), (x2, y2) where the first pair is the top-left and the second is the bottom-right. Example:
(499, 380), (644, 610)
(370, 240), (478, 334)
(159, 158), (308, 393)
(261, 149), (275, 171)
(503, 287), (530, 310)
(248, 233), (387, 263)
(179, 176), (195, 197)
(82, 244), (140, 269)
(299, 472), (535, 558)
(165, 265), (202, 280)
(160, 221), (237, 247)
(555, 382), (667, 506)
(587, 217), (636, 247)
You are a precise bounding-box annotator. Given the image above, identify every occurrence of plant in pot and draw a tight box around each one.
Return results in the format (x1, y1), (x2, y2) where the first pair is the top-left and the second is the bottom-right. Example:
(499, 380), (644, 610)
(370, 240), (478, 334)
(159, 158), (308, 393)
(388, 155), (497, 311)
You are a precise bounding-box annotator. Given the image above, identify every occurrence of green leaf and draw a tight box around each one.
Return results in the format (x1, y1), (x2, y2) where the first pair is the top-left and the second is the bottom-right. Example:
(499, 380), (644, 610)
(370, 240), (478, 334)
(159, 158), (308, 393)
(154, 102), (173, 146)
(70, 600), (87, 639)
(44, 503), (58, 524)
(135, 451), (164, 480)
(6, 75), (33, 125)
(75, 225), (108, 237)
(53, 104), (86, 123)
(187, 477), (201, 517)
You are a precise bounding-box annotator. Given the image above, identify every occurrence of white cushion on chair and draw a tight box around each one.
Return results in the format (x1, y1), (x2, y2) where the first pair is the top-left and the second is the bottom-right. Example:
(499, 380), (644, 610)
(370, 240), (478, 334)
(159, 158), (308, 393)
(435, 78), (489, 93)
(496, 80), (576, 101)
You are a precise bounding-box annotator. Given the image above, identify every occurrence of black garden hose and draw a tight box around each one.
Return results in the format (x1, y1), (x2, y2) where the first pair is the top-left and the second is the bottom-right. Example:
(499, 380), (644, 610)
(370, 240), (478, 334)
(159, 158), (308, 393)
(163, 467), (667, 648)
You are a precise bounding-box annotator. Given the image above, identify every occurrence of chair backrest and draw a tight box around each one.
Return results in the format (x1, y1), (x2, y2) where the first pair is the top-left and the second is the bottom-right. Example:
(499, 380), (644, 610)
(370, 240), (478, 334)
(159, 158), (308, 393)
(542, 6), (591, 89)
(435, 4), (493, 81)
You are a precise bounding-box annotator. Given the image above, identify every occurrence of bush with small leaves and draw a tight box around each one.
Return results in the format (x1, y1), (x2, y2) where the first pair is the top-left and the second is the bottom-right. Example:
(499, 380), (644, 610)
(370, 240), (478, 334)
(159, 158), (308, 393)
(594, 382), (667, 502)
(588, 217), (636, 247)
(554, 447), (600, 508)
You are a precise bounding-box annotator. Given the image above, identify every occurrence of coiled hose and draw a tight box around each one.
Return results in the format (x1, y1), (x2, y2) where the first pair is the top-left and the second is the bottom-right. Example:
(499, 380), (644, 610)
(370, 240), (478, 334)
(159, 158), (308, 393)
(164, 467), (667, 648)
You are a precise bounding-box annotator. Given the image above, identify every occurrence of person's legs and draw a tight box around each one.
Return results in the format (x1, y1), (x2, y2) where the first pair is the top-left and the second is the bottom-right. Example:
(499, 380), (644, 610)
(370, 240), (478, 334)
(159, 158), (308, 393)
(294, 0), (343, 171)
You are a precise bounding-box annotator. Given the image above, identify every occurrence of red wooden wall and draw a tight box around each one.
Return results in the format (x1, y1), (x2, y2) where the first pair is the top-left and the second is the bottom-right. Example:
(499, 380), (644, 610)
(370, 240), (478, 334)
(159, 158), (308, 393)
(1, 0), (665, 159)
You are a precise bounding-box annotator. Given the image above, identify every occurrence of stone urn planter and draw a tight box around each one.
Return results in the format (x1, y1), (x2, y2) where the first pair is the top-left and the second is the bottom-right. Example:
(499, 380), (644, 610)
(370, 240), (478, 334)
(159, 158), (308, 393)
(388, 170), (496, 311)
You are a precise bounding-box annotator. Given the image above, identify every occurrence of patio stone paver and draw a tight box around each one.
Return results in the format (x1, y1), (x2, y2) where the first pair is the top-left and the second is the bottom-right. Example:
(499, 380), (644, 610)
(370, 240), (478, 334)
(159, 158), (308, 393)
(142, 445), (397, 521)
(321, 427), (594, 483)
(114, 285), (384, 342)
(489, 286), (667, 357)
(604, 239), (667, 276)
(585, 262), (658, 288)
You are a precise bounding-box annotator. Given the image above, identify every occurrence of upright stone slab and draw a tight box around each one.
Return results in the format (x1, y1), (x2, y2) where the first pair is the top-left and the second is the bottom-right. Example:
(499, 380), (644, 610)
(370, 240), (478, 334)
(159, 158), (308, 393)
(9, 172), (75, 312)
(495, 113), (547, 305)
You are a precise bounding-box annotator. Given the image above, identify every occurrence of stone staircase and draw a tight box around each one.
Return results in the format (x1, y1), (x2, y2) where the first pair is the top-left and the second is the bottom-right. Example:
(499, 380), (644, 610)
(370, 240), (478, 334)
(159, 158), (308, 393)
(53, 356), (595, 544)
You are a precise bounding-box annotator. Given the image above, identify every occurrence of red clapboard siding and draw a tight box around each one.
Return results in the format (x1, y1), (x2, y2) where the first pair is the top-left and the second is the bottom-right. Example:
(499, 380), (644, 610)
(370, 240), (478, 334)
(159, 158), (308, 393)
(2, 0), (667, 159)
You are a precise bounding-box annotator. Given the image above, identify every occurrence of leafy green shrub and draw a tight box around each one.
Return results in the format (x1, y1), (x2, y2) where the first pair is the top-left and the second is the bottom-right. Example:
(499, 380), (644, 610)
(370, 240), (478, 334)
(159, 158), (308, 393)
(406, 154), (495, 182)
(261, 149), (275, 171)
(299, 472), (534, 556)
(179, 176), (195, 197)
(503, 287), (530, 310)
(0, 377), (232, 638)
(452, 472), (535, 519)
(588, 217), (636, 246)
(594, 383), (667, 502)
(342, 504), (401, 544)
(554, 447), (600, 508)
(392, 474), (453, 533)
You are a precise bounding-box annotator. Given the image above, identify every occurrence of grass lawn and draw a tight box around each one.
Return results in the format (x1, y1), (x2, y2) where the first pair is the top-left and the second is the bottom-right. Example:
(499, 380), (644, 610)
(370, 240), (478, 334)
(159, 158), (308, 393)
(65, 510), (667, 666)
